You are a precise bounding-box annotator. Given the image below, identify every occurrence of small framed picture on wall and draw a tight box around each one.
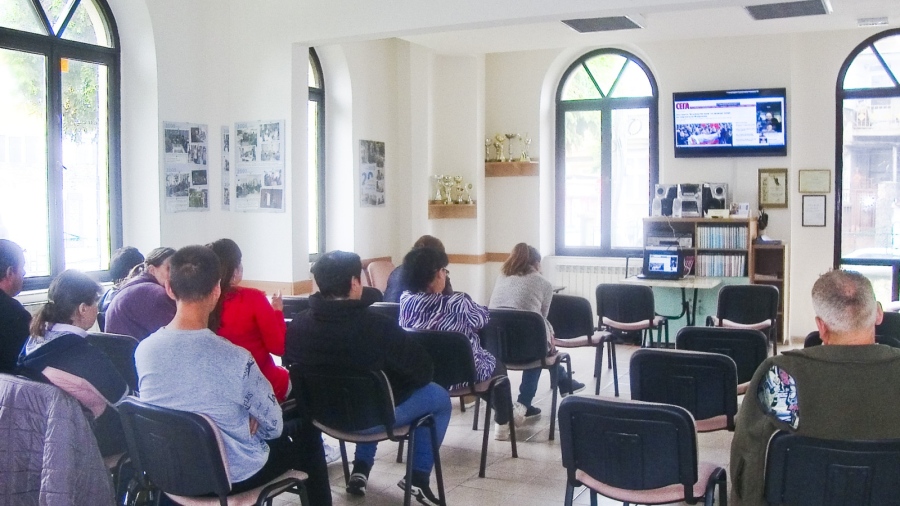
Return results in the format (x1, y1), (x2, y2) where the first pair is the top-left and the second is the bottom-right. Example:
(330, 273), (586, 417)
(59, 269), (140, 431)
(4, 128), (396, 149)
(802, 195), (827, 227)
(758, 168), (788, 208)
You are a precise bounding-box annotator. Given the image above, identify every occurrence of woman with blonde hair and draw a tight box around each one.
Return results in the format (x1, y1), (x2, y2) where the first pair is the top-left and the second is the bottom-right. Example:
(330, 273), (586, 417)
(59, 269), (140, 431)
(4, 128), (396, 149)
(489, 243), (584, 418)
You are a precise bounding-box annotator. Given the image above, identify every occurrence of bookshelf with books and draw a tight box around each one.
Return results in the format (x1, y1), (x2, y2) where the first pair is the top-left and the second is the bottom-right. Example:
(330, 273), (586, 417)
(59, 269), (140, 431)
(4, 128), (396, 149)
(643, 217), (758, 278)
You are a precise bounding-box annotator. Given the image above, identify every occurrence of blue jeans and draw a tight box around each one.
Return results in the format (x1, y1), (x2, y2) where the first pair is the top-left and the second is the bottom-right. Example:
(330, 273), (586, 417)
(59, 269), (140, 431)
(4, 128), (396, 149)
(354, 382), (451, 475)
(517, 364), (567, 406)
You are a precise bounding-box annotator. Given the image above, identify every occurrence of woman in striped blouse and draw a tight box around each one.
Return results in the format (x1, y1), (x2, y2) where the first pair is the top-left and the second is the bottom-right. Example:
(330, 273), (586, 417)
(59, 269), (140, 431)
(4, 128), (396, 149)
(399, 247), (524, 440)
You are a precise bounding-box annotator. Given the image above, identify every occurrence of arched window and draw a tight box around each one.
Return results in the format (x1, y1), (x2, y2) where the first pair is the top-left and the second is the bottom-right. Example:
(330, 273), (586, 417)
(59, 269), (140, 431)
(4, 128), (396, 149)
(555, 49), (658, 256)
(836, 29), (900, 302)
(0, 0), (120, 289)
(308, 48), (324, 261)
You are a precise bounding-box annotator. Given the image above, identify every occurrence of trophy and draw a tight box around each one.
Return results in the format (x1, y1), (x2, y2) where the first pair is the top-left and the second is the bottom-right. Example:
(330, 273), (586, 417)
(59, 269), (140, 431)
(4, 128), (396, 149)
(433, 174), (444, 201)
(505, 133), (518, 161)
(484, 138), (492, 162)
(453, 176), (464, 204)
(465, 183), (473, 204)
(493, 134), (506, 162)
(441, 175), (455, 205)
(521, 136), (531, 162)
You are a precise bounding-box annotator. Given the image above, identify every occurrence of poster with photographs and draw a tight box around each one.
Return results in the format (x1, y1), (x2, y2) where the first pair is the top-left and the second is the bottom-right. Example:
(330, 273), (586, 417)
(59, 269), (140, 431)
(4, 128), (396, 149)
(234, 120), (285, 212)
(163, 122), (209, 213)
(221, 126), (231, 210)
(359, 140), (385, 207)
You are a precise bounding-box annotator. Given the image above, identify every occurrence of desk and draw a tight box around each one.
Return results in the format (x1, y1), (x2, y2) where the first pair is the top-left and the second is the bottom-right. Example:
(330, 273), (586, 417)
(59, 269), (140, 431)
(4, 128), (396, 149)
(622, 276), (722, 326)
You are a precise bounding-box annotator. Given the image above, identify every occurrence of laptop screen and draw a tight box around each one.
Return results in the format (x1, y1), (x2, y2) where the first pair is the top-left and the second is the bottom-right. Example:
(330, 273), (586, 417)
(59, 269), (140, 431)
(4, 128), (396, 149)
(642, 248), (684, 279)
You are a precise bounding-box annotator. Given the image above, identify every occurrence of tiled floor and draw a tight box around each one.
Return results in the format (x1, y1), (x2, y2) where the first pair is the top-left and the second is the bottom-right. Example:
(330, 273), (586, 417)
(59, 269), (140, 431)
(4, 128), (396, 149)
(275, 342), (736, 506)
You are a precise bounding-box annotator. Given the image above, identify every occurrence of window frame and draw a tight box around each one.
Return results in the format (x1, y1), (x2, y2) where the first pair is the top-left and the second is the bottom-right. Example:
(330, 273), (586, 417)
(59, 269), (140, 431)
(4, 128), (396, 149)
(834, 28), (900, 299)
(554, 48), (659, 257)
(0, 0), (121, 290)
(308, 47), (325, 262)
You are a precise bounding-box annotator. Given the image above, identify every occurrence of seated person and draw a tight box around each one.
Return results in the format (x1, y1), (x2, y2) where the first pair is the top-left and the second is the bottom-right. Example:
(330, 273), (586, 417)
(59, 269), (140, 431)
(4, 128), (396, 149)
(105, 247), (176, 340)
(489, 243), (584, 419)
(730, 269), (900, 505)
(0, 239), (30, 374)
(135, 246), (331, 505)
(18, 269), (130, 457)
(284, 251), (450, 505)
(99, 246), (144, 313)
(399, 247), (524, 441)
(383, 235), (453, 302)
(208, 238), (289, 402)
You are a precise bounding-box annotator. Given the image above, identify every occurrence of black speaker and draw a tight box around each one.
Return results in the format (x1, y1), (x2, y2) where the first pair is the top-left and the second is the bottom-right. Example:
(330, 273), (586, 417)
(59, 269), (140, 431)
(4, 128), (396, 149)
(654, 184), (677, 216)
(702, 183), (728, 214)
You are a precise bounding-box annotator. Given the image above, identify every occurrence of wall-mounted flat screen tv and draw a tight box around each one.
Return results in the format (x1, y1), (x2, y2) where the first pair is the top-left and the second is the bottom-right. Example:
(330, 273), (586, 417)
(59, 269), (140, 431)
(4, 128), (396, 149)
(673, 88), (787, 158)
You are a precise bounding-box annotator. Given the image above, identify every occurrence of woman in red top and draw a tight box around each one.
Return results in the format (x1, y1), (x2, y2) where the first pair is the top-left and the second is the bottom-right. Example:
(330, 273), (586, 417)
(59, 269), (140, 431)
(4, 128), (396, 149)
(208, 238), (289, 401)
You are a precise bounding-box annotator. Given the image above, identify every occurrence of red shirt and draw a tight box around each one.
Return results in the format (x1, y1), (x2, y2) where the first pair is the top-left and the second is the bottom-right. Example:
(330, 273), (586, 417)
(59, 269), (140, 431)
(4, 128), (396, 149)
(217, 286), (289, 401)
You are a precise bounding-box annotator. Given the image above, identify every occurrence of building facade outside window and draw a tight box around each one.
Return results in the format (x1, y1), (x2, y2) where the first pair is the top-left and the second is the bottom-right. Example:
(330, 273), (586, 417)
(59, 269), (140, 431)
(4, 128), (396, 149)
(836, 29), (900, 302)
(0, 0), (121, 290)
(308, 48), (324, 261)
(555, 48), (659, 257)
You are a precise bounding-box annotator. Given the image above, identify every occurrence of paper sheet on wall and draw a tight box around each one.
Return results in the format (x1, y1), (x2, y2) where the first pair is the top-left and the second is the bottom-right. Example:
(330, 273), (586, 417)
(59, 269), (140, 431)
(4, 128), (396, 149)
(222, 126), (231, 210)
(163, 122), (209, 213)
(234, 120), (285, 212)
(360, 140), (385, 207)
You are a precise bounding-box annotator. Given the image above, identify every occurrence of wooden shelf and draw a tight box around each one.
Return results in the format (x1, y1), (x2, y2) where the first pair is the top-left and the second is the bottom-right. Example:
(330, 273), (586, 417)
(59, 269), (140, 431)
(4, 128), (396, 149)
(644, 217), (758, 278)
(485, 161), (538, 177)
(428, 202), (476, 219)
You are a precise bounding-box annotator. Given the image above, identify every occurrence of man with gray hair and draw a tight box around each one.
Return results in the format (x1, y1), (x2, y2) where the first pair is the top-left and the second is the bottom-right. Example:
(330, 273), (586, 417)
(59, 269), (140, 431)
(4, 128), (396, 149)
(730, 269), (900, 505)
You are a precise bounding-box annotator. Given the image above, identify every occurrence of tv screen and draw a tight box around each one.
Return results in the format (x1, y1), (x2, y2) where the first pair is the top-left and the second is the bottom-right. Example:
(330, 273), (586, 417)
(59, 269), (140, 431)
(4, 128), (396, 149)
(673, 88), (787, 158)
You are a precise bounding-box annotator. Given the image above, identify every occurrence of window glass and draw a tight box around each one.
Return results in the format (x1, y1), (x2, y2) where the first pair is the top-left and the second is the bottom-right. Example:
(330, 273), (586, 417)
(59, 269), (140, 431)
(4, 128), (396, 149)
(584, 53), (626, 97)
(609, 61), (653, 98)
(60, 0), (113, 48)
(610, 108), (649, 248)
(38, 0), (68, 33)
(308, 100), (320, 256)
(0, 0), (46, 34)
(560, 66), (602, 101)
(562, 110), (603, 248)
(843, 47), (894, 90)
(873, 37), (900, 83)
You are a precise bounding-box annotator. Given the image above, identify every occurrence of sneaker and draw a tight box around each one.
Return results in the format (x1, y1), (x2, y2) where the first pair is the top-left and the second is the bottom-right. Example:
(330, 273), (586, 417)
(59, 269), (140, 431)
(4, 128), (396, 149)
(494, 422), (510, 441)
(559, 378), (586, 397)
(397, 477), (442, 506)
(346, 462), (370, 496)
(512, 402), (527, 427)
(323, 443), (341, 465)
(523, 405), (542, 418)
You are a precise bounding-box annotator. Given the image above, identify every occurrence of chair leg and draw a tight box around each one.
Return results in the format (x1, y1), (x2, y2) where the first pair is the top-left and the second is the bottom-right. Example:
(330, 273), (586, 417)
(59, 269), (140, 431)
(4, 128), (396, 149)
(428, 420), (447, 506)
(590, 490), (598, 506)
(593, 345), (603, 395)
(396, 440), (404, 463)
(472, 397), (481, 431)
(549, 362), (564, 441)
(339, 440), (350, 485)
(607, 342), (612, 369)
(610, 341), (619, 397)
(564, 483), (575, 506)
(403, 431), (416, 506)
(459, 397), (466, 412)
(479, 385), (493, 478)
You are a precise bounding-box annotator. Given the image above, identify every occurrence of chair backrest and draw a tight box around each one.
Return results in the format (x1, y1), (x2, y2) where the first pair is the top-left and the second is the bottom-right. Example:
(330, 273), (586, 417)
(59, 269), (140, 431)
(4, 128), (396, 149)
(675, 326), (768, 385)
(629, 348), (737, 429)
(86, 332), (140, 391)
(715, 284), (779, 326)
(369, 302), (400, 323)
(118, 397), (231, 499)
(282, 296), (310, 320)
(765, 430), (900, 505)
(559, 396), (698, 498)
(366, 260), (396, 293)
(404, 329), (478, 390)
(876, 311), (900, 340)
(803, 330), (900, 349)
(361, 286), (384, 304)
(595, 283), (656, 326)
(547, 294), (594, 340)
(480, 308), (549, 365)
(290, 366), (398, 436)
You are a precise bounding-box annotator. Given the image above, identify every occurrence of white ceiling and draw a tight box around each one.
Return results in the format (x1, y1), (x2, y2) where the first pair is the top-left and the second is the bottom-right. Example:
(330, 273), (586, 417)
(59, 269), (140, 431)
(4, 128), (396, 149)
(293, 0), (900, 53)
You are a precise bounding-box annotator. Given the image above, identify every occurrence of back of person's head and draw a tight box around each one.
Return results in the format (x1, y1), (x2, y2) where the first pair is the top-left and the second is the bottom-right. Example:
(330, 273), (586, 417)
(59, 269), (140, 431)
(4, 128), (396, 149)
(402, 247), (449, 293)
(206, 239), (243, 330)
(812, 269), (878, 334)
(311, 250), (362, 298)
(413, 235), (446, 253)
(0, 239), (24, 280)
(30, 270), (101, 337)
(167, 246), (220, 302)
(501, 242), (541, 277)
(129, 246), (175, 278)
(109, 246), (144, 283)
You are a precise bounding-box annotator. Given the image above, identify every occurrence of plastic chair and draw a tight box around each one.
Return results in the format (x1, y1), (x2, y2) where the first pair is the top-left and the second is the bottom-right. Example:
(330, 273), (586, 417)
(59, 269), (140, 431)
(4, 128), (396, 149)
(366, 260), (396, 293)
(290, 366), (446, 506)
(547, 294), (613, 395)
(595, 283), (669, 397)
(118, 397), (308, 506)
(676, 326), (768, 394)
(368, 302), (400, 322)
(479, 308), (572, 441)
(404, 329), (517, 477)
(876, 311), (900, 340)
(86, 332), (139, 392)
(765, 430), (900, 505)
(281, 296), (310, 320)
(706, 284), (780, 354)
(803, 330), (900, 349)
(629, 348), (738, 432)
(558, 396), (727, 506)
(361, 286), (384, 304)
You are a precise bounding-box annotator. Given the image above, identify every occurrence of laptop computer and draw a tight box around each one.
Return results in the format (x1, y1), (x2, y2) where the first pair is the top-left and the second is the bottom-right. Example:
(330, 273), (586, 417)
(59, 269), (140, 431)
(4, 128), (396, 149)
(638, 247), (686, 280)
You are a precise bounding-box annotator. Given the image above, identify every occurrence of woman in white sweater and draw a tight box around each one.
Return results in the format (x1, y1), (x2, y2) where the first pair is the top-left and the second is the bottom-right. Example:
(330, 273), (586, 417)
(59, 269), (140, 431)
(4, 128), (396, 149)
(488, 243), (584, 418)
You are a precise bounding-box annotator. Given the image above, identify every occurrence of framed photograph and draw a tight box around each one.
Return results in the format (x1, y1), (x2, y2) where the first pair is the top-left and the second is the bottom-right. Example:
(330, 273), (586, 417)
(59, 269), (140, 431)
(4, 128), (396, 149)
(798, 169), (831, 193)
(758, 168), (788, 208)
(802, 195), (826, 227)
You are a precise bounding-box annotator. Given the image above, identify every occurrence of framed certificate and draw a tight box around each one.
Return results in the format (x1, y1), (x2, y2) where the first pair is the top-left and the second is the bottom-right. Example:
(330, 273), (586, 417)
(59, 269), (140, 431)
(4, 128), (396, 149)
(802, 195), (826, 227)
(759, 168), (788, 208)
(798, 169), (831, 193)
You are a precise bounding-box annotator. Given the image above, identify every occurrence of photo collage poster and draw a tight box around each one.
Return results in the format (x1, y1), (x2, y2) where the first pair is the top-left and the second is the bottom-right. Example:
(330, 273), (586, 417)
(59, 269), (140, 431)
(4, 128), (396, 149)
(359, 140), (385, 207)
(234, 120), (285, 212)
(222, 126), (230, 210)
(163, 122), (209, 213)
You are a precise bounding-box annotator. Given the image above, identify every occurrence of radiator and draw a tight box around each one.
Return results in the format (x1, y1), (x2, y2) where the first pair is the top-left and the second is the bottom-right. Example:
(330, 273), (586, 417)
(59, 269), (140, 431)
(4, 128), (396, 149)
(544, 256), (642, 315)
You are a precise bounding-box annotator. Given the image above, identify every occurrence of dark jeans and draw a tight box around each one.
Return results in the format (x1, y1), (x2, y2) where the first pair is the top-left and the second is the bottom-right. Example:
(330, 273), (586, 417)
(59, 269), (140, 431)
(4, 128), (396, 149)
(517, 364), (567, 407)
(230, 419), (332, 506)
(482, 362), (513, 425)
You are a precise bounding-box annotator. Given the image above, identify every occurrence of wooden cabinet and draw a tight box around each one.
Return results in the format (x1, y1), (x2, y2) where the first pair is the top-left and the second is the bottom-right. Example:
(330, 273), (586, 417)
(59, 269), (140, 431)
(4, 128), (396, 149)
(752, 244), (788, 343)
(643, 217), (758, 278)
